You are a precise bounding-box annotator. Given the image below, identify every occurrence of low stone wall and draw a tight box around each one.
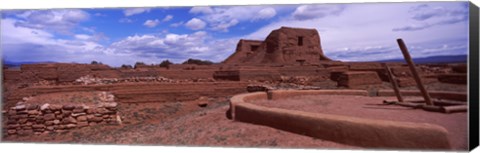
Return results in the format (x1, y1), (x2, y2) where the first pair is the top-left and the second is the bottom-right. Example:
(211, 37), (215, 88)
(3, 102), (120, 137)
(5, 82), (249, 105)
(228, 90), (451, 150)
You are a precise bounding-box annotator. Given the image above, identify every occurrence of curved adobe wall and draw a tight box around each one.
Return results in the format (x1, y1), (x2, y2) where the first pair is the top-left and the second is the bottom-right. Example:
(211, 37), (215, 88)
(268, 89), (368, 100)
(228, 90), (451, 150)
(377, 90), (467, 102)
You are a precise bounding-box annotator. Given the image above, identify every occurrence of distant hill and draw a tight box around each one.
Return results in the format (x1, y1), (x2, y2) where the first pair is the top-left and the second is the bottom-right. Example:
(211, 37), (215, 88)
(375, 54), (467, 64)
(3, 60), (57, 68)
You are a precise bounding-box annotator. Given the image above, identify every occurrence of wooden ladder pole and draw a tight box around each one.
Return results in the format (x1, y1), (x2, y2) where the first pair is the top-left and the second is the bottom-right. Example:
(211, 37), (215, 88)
(396, 39), (434, 106)
(383, 63), (404, 102)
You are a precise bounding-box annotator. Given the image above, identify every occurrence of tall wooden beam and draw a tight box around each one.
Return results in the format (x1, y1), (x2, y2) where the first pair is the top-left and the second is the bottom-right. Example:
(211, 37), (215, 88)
(396, 39), (433, 106)
(383, 63), (404, 102)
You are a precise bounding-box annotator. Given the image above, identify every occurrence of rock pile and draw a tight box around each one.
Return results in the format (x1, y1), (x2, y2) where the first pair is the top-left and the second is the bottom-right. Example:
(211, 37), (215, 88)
(32, 80), (56, 86)
(73, 75), (176, 85)
(279, 76), (311, 85)
(28, 75), (220, 87)
(3, 101), (121, 137)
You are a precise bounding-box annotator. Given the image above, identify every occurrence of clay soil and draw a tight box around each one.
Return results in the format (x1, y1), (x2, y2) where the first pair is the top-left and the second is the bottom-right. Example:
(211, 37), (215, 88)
(2, 96), (360, 150)
(20, 91), (106, 106)
(1, 81), (468, 150)
(251, 95), (468, 150)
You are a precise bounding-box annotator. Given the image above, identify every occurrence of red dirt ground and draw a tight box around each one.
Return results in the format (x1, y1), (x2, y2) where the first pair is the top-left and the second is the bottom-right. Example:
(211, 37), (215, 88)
(2, 98), (360, 150)
(1, 82), (467, 151)
(250, 95), (468, 150)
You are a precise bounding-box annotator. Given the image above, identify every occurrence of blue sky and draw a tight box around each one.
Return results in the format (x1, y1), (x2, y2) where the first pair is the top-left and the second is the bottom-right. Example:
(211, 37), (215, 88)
(1, 2), (469, 67)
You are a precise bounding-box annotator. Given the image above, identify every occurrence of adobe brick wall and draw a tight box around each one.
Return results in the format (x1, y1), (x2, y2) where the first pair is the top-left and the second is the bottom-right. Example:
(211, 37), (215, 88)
(158, 70), (216, 80)
(337, 71), (382, 88)
(438, 73), (467, 84)
(228, 90), (451, 149)
(5, 82), (249, 104)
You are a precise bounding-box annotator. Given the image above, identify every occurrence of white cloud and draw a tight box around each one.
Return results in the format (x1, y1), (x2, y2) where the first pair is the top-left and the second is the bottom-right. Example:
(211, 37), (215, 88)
(123, 8), (151, 16)
(393, 3), (468, 31)
(189, 6), (282, 32)
(185, 18), (207, 30)
(1, 18), (108, 63)
(170, 21), (183, 27)
(392, 23), (432, 31)
(292, 4), (346, 20)
(189, 6), (214, 14)
(143, 19), (160, 28)
(119, 18), (133, 23)
(74, 34), (91, 40)
(211, 19), (239, 32)
(1, 18), (54, 45)
(162, 15), (173, 22)
(109, 30), (236, 64)
(244, 2), (467, 62)
(253, 7), (277, 21)
(2, 3), (468, 66)
(13, 9), (90, 34)
(1, 17), (175, 67)
(2, 11), (235, 66)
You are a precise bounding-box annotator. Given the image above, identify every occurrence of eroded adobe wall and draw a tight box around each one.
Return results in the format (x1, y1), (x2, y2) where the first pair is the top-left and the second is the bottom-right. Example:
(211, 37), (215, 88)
(13, 63), (115, 84)
(3, 69), (21, 83)
(223, 40), (263, 64)
(263, 27), (328, 64)
(225, 27), (331, 65)
(9, 63), (224, 84)
(5, 82), (249, 104)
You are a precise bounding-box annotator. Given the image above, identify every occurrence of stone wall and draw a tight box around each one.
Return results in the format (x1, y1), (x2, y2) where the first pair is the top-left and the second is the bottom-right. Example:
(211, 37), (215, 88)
(2, 102), (120, 137)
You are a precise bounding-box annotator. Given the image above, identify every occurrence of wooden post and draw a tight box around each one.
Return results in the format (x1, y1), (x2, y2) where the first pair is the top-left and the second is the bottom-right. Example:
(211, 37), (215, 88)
(443, 105), (468, 113)
(396, 39), (434, 106)
(383, 63), (404, 102)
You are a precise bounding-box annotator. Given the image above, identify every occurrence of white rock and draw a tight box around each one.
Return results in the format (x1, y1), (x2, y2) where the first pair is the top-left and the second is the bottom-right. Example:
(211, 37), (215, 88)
(71, 113), (86, 117)
(116, 115), (122, 125)
(15, 105), (26, 110)
(40, 103), (50, 111)
(102, 102), (118, 108)
(106, 95), (115, 102)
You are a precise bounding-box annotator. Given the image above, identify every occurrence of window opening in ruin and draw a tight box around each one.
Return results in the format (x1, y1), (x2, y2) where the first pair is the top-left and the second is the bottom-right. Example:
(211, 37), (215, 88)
(296, 59), (306, 65)
(298, 36), (304, 46)
(250, 45), (259, 51)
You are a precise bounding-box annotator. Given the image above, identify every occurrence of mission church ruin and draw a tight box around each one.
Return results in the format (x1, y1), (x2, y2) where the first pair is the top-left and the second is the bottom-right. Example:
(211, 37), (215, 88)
(223, 27), (332, 65)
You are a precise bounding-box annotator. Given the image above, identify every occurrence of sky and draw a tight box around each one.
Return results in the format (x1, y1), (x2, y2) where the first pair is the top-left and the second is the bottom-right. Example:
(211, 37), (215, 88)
(0, 1), (470, 67)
